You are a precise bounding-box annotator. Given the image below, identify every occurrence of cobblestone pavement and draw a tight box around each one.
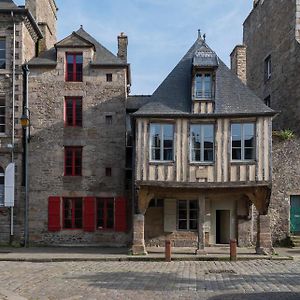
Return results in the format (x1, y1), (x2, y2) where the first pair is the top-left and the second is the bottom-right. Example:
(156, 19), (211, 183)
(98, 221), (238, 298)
(0, 260), (299, 300)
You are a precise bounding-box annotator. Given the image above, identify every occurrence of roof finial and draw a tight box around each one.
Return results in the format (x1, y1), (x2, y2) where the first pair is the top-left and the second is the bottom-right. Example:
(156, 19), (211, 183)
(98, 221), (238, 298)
(80, 25), (83, 29)
(203, 33), (206, 41)
(198, 29), (202, 39)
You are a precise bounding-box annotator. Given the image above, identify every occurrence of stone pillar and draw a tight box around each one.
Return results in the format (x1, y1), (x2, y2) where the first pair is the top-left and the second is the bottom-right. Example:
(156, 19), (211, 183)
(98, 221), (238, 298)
(196, 195), (206, 254)
(256, 214), (273, 255)
(131, 214), (147, 255)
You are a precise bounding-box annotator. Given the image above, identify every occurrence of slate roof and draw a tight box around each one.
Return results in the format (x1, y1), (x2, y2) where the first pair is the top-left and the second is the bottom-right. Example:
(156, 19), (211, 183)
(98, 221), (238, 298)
(134, 36), (275, 117)
(28, 27), (125, 67)
(0, 0), (18, 10)
(127, 95), (152, 110)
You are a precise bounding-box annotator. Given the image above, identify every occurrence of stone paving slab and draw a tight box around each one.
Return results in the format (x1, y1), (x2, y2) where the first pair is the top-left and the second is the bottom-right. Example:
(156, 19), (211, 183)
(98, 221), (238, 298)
(0, 260), (299, 299)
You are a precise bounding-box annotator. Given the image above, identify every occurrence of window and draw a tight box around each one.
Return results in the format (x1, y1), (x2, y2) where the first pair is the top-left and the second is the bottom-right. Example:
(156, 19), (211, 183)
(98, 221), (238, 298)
(194, 73), (212, 99)
(97, 198), (114, 230)
(106, 73), (112, 82)
(177, 200), (198, 230)
(0, 166), (4, 206)
(105, 115), (112, 125)
(231, 123), (255, 161)
(265, 55), (271, 81)
(65, 97), (82, 127)
(0, 38), (5, 69)
(66, 53), (83, 82)
(0, 98), (5, 133)
(264, 95), (271, 107)
(63, 198), (83, 229)
(105, 167), (112, 177)
(149, 198), (163, 208)
(190, 124), (214, 162)
(150, 123), (174, 161)
(64, 147), (82, 176)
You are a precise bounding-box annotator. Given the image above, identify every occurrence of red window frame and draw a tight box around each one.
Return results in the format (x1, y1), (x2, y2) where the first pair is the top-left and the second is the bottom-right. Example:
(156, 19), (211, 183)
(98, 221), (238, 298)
(64, 146), (82, 176)
(96, 198), (115, 230)
(65, 97), (82, 127)
(66, 52), (83, 82)
(63, 198), (83, 229)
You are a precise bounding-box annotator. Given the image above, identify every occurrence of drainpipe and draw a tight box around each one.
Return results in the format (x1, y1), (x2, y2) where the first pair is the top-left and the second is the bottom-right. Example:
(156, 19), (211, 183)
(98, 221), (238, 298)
(10, 10), (16, 243)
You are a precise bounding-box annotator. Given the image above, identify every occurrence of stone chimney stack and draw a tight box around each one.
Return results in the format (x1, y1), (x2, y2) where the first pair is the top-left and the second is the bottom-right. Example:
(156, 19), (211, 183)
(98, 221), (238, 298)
(117, 32), (128, 63)
(230, 45), (247, 85)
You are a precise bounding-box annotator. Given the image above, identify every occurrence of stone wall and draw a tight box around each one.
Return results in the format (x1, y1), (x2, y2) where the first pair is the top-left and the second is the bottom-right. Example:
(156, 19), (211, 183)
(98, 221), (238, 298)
(230, 45), (247, 84)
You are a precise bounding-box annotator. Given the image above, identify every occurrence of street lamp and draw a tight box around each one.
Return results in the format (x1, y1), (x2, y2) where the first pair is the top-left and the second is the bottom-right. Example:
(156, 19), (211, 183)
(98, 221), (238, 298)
(21, 107), (30, 247)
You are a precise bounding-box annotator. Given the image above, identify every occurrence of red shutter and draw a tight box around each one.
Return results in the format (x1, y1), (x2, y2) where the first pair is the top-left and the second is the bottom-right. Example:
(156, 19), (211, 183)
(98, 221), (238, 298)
(84, 197), (96, 232)
(115, 197), (127, 232)
(48, 197), (61, 232)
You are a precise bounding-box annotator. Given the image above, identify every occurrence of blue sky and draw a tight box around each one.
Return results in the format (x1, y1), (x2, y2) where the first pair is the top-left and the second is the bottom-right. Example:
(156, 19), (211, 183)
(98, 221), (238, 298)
(15, 0), (253, 95)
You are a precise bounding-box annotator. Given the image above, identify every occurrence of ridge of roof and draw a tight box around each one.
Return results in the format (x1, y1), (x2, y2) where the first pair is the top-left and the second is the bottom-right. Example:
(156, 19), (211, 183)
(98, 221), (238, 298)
(0, 0), (18, 10)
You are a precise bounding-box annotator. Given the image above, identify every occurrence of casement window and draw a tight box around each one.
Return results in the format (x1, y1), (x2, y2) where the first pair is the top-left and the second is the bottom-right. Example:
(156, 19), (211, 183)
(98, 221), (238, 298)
(194, 73), (212, 99)
(63, 198), (83, 229)
(264, 55), (271, 81)
(64, 146), (82, 176)
(66, 53), (83, 82)
(0, 167), (4, 206)
(0, 38), (5, 69)
(190, 124), (214, 162)
(48, 197), (127, 232)
(65, 97), (82, 127)
(97, 198), (114, 230)
(177, 200), (198, 231)
(0, 98), (5, 133)
(231, 123), (255, 161)
(150, 123), (174, 161)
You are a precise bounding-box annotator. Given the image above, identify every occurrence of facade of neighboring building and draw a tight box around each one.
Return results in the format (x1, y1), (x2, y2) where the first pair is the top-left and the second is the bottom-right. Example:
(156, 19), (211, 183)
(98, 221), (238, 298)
(232, 0), (300, 244)
(131, 34), (276, 255)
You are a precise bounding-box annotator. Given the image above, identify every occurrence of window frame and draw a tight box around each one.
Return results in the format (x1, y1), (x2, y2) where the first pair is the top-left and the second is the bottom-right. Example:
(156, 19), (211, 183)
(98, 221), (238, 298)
(64, 146), (83, 176)
(0, 97), (5, 134)
(264, 55), (271, 81)
(64, 97), (82, 127)
(190, 123), (215, 163)
(149, 123), (174, 162)
(177, 200), (198, 231)
(96, 198), (115, 231)
(0, 38), (6, 69)
(193, 72), (213, 100)
(65, 52), (83, 82)
(231, 123), (256, 162)
(0, 166), (4, 207)
(62, 197), (83, 230)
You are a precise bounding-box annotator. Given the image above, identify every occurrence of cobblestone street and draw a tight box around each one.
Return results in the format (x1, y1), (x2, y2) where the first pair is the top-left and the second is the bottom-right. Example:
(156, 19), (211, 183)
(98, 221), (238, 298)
(0, 260), (299, 299)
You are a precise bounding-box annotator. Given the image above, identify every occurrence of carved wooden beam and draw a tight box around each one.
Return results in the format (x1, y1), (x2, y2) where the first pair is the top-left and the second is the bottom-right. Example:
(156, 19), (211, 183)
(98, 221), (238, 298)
(246, 186), (271, 215)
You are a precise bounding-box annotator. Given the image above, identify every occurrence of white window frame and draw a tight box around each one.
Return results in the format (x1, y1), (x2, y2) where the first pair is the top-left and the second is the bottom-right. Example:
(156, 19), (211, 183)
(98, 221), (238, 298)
(0, 38), (5, 69)
(177, 200), (198, 231)
(149, 123), (174, 162)
(190, 124), (214, 163)
(231, 123), (256, 162)
(194, 73), (213, 99)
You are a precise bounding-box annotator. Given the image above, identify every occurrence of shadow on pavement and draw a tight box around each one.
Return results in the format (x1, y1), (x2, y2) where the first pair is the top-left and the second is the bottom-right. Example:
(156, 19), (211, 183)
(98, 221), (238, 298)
(209, 292), (300, 300)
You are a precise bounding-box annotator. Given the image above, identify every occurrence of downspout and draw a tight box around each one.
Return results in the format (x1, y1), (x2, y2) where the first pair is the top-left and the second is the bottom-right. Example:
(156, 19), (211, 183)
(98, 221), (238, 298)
(10, 10), (16, 243)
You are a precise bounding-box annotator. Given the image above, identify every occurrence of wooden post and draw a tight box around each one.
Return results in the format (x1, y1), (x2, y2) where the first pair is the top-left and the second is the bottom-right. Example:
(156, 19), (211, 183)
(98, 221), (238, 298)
(165, 240), (171, 262)
(230, 239), (237, 261)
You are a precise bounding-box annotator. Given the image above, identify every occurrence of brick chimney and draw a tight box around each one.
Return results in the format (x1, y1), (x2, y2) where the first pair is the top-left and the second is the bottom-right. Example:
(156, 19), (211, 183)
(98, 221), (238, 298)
(117, 32), (128, 63)
(230, 45), (247, 85)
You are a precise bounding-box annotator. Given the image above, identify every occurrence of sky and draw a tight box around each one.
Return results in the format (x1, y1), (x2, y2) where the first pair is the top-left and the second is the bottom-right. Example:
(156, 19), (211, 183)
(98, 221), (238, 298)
(15, 0), (253, 95)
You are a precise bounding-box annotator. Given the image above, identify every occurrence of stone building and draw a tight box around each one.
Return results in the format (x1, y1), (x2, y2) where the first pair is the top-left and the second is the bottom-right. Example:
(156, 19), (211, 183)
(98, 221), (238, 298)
(130, 34), (276, 255)
(231, 0), (300, 244)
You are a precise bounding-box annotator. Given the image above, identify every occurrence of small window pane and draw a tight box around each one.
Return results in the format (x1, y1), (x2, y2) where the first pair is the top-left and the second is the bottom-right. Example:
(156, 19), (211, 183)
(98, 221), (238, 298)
(189, 201), (197, 210)
(232, 148), (241, 160)
(189, 220), (198, 230)
(245, 148), (255, 160)
(178, 220), (187, 230)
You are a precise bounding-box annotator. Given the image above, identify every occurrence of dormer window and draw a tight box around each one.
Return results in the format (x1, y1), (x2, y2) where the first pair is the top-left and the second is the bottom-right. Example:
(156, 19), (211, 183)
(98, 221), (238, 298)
(66, 53), (83, 82)
(194, 73), (213, 99)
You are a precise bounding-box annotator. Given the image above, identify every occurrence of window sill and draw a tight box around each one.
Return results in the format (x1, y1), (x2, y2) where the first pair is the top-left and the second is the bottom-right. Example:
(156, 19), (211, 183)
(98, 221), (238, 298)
(189, 161), (214, 166)
(192, 98), (214, 102)
(231, 161), (256, 165)
(149, 161), (175, 165)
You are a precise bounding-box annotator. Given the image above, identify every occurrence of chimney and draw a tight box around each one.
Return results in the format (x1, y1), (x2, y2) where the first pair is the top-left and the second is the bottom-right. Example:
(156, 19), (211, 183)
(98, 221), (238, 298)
(117, 32), (128, 63)
(230, 45), (247, 85)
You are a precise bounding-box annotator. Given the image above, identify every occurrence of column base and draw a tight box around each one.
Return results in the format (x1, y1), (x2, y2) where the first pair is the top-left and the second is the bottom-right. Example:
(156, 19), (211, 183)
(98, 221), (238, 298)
(131, 244), (148, 255)
(195, 248), (207, 255)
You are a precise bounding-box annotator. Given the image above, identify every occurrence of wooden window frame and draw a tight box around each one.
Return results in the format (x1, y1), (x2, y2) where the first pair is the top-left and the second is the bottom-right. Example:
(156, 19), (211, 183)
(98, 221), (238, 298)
(96, 198), (115, 231)
(64, 146), (82, 176)
(64, 97), (82, 127)
(194, 73), (213, 100)
(149, 123), (174, 162)
(0, 166), (4, 207)
(65, 52), (83, 82)
(177, 200), (198, 231)
(0, 38), (5, 69)
(190, 124), (214, 163)
(231, 123), (256, 162)
(63, 197), (83, 230)
(0, 97), (5, 134)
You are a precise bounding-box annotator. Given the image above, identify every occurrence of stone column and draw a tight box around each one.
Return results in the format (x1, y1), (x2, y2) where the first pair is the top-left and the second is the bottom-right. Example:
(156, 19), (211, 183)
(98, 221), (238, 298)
(256, 214), (274, 255)
(196, 195), (206, 255)
(131, 214), (147, 255)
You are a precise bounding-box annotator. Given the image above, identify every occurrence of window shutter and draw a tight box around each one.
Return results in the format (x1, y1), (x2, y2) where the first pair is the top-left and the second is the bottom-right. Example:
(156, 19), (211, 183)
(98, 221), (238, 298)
(4, 163), (15, 207)
(83, 197), (96, 232)
(115, 197), (127, 232)
(48, 197), (61, 232)
(164, 199), (177, 232)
